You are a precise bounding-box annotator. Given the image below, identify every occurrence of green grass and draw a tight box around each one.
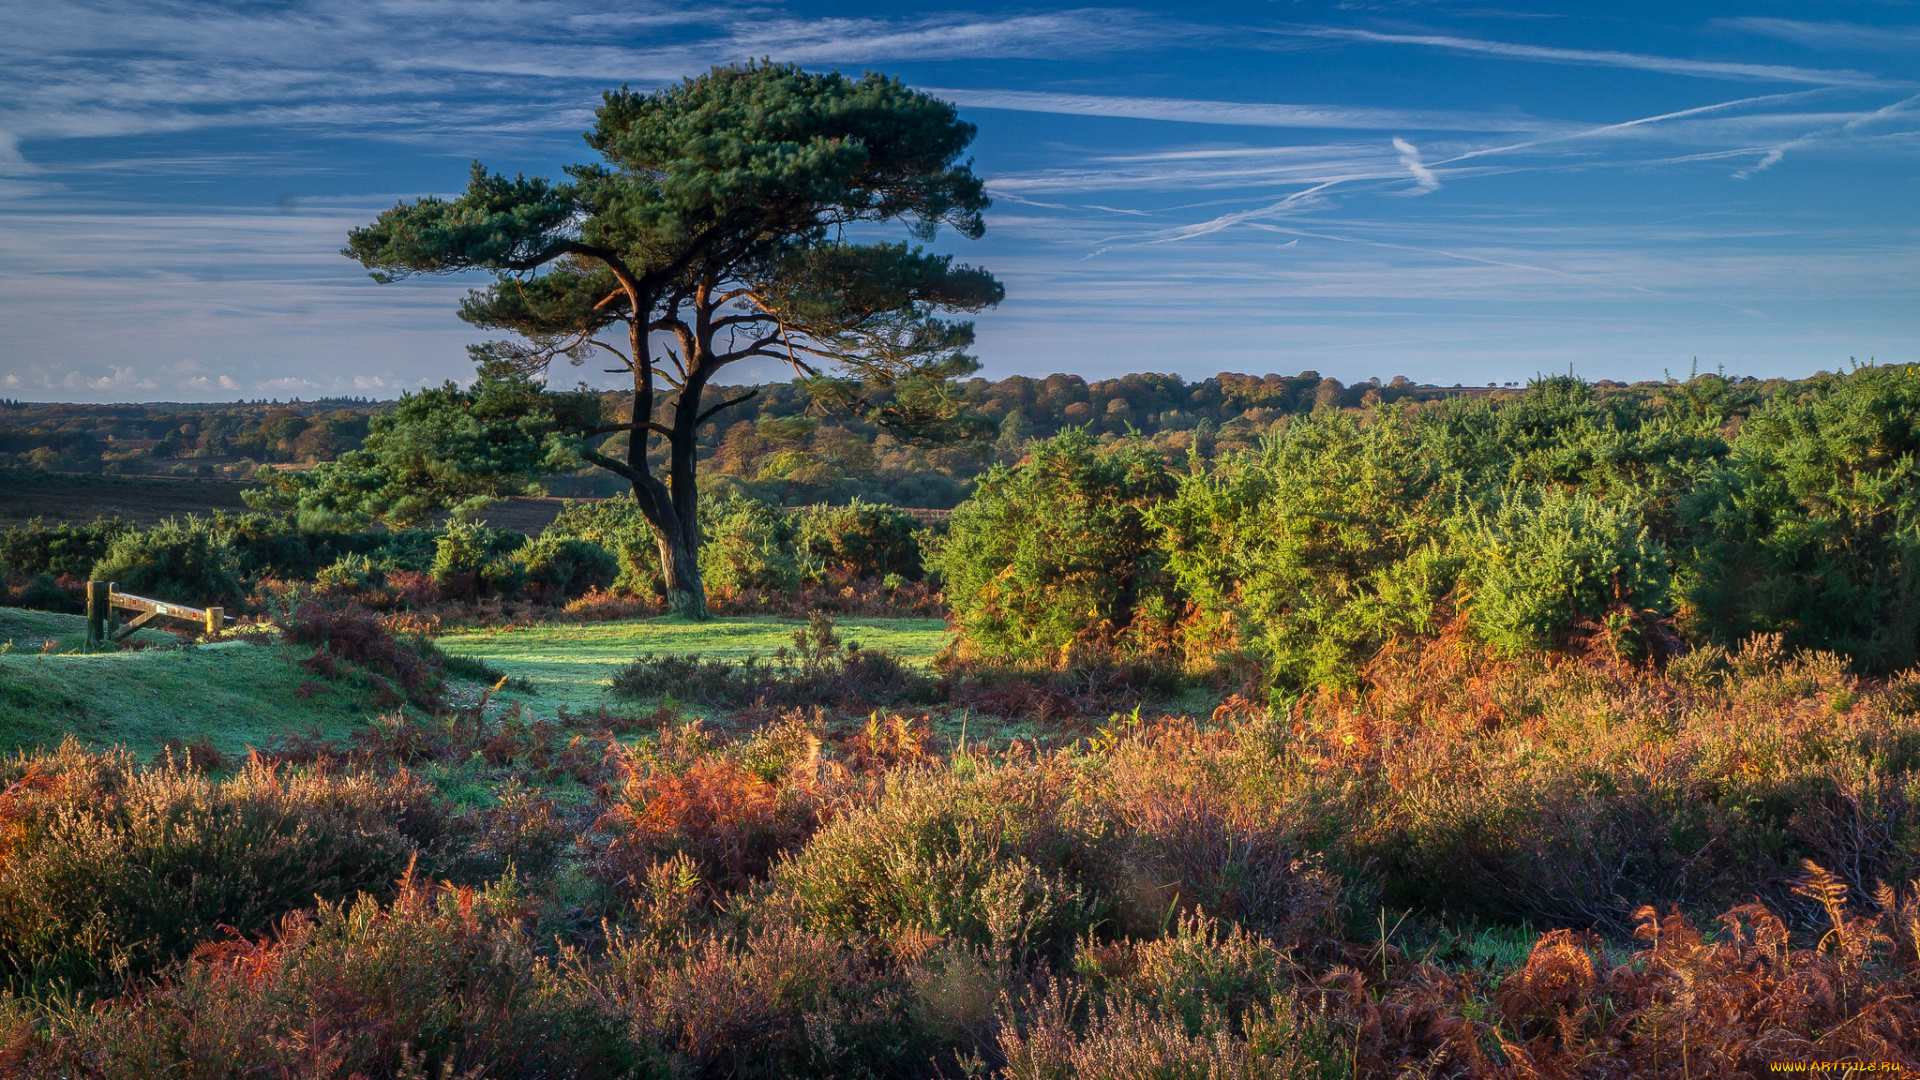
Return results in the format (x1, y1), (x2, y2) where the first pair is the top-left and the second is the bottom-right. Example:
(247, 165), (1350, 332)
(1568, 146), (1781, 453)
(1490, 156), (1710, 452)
(0, 606), (175, 652)
(435, 614), (949, 712)
(0, 609), (390, 759)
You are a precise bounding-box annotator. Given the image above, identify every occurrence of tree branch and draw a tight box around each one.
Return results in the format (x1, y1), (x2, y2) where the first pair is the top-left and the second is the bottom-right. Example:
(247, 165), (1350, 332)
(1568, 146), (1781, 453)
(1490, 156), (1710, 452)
(584, 421), (673, 439)
(696, 388), (760, 426)
(580, 447), (646, 483)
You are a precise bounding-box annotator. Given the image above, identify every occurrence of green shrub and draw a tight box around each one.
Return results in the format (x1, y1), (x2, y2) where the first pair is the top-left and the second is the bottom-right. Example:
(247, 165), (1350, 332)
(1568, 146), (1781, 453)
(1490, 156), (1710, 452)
(13, 572), (77, 614)
(0, 517), (132, 579)
(88, 517), (244, 605)
(1461, 486), (1669, 655)
(796, 498), (925, 580)
(542, 495), (665, 597)
(430, 519), (526, 595)
(0, 741), (447, 987)
(700, 493), (803, 594)
(932, 429), (1179, 662)
(1410, 372), (1726, 502)
(518, 534), (618, 598)
(1156, 408), (1451, 692)
(312, 551), (386, 595)
(1678, 363), (1920, 670)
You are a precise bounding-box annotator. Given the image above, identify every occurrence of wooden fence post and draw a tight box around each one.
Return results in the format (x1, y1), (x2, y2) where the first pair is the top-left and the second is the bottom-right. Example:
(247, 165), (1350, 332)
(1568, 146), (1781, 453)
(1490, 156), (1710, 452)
(205, 607), (223, 637)
(86, 580), (107, 646)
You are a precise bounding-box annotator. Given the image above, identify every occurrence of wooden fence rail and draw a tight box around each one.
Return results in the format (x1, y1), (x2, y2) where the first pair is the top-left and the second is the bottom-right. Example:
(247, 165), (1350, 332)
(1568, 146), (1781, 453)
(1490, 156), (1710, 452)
(85, 580), (231, 646)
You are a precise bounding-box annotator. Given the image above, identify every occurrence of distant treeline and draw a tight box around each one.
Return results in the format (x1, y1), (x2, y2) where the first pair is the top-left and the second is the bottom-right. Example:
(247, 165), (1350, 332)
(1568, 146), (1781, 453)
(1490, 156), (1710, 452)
(0, 370), (1787, 507)
(0, 399), (371, 478)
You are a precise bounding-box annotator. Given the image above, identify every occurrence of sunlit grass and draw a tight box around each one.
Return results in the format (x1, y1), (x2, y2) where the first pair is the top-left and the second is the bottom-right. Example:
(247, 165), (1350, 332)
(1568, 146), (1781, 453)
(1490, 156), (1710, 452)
(0, 610), (387, 758)
(435, 614), (949, 711)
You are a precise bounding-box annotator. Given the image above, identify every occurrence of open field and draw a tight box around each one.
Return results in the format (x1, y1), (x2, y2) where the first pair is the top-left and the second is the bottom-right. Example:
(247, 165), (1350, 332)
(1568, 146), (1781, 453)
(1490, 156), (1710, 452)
(0, 610), (952, 758)
(0, 473), (254, 527)
(437, 614), (948, 710)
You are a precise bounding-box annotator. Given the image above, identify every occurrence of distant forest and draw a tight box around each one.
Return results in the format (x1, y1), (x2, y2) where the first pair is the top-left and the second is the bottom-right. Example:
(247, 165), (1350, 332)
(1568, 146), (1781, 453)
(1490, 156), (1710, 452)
(0, 368), (1775, 507)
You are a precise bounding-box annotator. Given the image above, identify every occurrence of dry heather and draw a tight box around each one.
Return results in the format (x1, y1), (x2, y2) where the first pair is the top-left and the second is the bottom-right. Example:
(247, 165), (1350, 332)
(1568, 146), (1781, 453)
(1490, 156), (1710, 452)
(2, 630), (1920, 1076)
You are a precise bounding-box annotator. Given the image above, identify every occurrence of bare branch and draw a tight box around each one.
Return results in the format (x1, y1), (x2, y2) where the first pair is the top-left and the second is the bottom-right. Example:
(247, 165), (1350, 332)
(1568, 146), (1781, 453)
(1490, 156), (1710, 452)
(696, 388), (760, 426)
(579, 447), (646, 483)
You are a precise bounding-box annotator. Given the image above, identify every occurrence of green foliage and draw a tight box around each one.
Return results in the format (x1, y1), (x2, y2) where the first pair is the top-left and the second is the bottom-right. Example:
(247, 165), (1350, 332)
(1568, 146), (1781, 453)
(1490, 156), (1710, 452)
(1678, 363), (1920, 670)
(244, 366), (594, 528)
(932, 429), (1179, 661)
(428, 520), (528, 598)
(795, 498), (924, 580)
(88, 517), (245, 605)
(0, 517), (135, 579)
(541, 494), (665, 597)
(14, 573), (77, 614)
(517, 535), (618, 599)
(1461, 487), (1669, 655)
(1157, 409), (1451, 691)
(1410, 372), (1726, 502)
(700, 493), (803, 594)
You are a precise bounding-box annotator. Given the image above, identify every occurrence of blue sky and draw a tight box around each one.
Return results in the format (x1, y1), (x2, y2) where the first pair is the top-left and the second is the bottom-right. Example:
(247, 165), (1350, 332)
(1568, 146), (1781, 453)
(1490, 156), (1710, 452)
(2, 1), (1918, 401)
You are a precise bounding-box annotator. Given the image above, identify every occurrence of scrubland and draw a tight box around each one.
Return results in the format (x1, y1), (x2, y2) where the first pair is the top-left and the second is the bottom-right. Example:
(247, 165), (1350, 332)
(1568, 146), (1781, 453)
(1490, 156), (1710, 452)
(0, 368), (1918, 1076)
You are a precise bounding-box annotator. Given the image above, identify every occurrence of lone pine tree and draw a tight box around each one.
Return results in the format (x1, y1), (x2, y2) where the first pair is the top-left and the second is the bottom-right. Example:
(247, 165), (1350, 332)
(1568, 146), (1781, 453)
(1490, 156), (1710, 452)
(342, 62), (1001, 617)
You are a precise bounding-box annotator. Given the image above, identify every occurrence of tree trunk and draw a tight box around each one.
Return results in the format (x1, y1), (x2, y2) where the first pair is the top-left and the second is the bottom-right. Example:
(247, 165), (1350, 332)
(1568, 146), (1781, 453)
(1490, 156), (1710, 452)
(655, 518), (708, 620)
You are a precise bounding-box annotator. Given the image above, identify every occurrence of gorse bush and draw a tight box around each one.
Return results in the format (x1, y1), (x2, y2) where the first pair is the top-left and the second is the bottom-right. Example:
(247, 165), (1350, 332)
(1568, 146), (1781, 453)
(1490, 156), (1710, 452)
(796, 498), (926, 581)
(541, 494), (665, 597)
(1460, 486), (1668, 656)
(933, 428), (1180, 663)
(0, 517), (132, 580)
(1157, 408), (1451, 691)
(700, 492), (804, 594)
(518, 534), (619, 599)
(88, 516), (245, 605)
(1678, 363), (1920, 669)
(952, 366), (1920, 693)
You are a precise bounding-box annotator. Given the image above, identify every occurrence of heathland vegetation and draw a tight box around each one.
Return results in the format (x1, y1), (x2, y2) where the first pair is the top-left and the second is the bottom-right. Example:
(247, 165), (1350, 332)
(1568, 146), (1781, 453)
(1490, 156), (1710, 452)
(0, 365), (1918, 1074)
(3, 60), (1918, 1078)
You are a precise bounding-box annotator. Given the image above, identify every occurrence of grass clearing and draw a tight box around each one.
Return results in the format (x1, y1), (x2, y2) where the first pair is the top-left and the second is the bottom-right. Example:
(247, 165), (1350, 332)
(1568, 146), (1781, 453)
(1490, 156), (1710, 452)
(435, 614), (948, 711)
(0, 610), (389, 759)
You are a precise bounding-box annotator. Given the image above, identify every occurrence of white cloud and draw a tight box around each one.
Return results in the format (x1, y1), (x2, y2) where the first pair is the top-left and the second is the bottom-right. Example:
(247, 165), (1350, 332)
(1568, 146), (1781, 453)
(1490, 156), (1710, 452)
(84, 365), (156, 392)
(1722, 18), (1920, 54)
(1278, 26), (1896, 87)
(932, 88), (1546, 133)
(1392, 137), (1440, 191)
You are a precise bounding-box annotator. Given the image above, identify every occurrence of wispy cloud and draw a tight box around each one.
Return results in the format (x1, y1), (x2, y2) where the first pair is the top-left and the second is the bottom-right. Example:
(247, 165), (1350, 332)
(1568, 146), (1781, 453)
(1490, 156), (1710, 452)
(0, 2), (1192, 148)
(1274, 26), (1896, 86)
(931, 88), (1546, 133)
(1722, 18), (1920, 54)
